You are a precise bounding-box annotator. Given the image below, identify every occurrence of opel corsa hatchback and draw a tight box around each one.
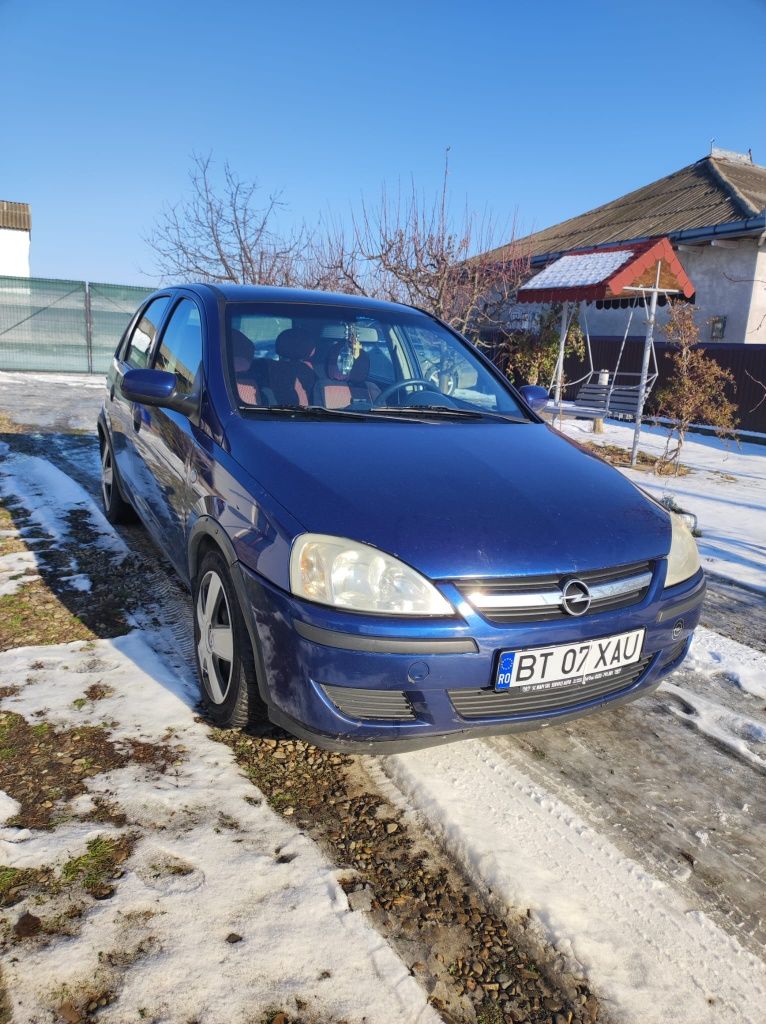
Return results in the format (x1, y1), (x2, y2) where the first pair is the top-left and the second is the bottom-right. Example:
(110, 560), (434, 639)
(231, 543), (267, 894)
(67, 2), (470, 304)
(99, 285), (705, 751)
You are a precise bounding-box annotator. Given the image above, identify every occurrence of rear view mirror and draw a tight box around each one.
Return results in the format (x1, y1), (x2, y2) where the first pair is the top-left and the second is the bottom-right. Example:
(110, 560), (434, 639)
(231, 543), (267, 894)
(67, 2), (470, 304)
(519, 384), (549, 413)
(121, 368), (198, 416)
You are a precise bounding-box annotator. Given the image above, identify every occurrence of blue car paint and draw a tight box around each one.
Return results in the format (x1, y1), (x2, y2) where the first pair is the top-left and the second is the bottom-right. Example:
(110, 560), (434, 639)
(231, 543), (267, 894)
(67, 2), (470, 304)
(101, 283), (705, 751)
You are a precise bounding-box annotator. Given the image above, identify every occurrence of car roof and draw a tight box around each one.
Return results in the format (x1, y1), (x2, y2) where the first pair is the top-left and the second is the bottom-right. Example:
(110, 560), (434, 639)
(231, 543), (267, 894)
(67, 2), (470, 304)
(179, 282), (421, 315)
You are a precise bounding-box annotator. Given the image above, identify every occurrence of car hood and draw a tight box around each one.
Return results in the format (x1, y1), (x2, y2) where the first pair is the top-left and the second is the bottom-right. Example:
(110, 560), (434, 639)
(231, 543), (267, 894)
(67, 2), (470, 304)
(227, 417), (671, 579)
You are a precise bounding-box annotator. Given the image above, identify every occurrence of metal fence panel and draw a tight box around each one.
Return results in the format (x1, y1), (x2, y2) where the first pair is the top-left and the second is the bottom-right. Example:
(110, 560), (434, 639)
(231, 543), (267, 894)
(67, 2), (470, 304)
(89, 281), (153, 372)
(0, 275), (152, 374)
(0, 276), (88, 372)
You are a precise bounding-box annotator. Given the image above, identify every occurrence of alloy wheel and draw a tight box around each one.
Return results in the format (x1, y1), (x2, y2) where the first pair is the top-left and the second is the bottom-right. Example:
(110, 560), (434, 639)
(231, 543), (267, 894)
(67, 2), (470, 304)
(196, 570), (235, 704)
(101, 443), (113, 509)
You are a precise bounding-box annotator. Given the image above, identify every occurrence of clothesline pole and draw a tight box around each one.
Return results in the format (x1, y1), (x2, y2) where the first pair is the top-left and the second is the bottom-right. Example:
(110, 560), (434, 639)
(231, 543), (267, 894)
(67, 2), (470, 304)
(553, 300), (570, 405)
(630, 263), (662, 467)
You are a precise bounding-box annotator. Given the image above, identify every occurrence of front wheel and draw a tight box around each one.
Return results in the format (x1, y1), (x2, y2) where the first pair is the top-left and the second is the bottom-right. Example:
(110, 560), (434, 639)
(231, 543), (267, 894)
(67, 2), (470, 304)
(193, 549), (265, 728)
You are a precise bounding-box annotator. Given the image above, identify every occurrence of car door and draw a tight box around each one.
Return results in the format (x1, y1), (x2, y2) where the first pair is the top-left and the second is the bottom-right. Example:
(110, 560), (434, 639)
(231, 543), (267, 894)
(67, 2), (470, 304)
(131, 295), (205, 574)
(107, 294), (171, 495)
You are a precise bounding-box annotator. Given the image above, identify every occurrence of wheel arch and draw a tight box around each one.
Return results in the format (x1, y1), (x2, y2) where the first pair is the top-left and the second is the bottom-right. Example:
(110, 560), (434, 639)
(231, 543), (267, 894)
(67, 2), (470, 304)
(188, 516), (238, 582)
(188, 515), (272, 715)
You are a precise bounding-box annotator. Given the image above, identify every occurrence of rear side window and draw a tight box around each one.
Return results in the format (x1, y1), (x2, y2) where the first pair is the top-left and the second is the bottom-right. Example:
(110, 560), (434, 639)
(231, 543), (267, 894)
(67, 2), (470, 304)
(124, 296), (169, 368)
(154, 298), (203, 395)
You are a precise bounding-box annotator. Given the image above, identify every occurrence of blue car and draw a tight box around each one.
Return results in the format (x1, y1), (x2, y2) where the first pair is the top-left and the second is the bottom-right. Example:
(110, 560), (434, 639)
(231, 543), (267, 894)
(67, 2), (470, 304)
(99, 284), (705, 751)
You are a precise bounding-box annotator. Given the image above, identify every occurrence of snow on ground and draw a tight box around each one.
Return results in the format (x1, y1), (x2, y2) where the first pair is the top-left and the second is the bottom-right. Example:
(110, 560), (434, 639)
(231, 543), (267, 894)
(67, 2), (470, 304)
(0, 370), (105, 433)
(0, 549), (40, 595)
(0, 449), (127, 560)
(688, 625), (766, 699)
(0, 635), (439, 1024)
(558, 418), (766, 592)
(382, 742), (766, 1024)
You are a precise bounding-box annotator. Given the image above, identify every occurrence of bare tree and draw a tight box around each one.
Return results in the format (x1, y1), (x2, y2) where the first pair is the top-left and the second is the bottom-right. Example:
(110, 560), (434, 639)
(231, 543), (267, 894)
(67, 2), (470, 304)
(147, 152), (528, 337)
(336, 153), (529, 335)
(655, 303), (738, 474)
(147, 154), (311, 286)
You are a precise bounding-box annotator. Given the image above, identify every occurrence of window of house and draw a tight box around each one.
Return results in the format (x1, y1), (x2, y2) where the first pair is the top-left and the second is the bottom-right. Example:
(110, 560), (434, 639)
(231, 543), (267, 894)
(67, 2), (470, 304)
(710, 316), (727, 341)
(124, 296), (170, 368)
(154, 298), (203, 394)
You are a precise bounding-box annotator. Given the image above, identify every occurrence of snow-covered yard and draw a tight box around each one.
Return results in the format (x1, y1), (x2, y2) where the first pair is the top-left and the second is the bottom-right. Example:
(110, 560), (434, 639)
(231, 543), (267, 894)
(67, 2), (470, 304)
(0, 636), (438, 1024)
(557, 418), (766, 593)
(1, 393), (765, 1024)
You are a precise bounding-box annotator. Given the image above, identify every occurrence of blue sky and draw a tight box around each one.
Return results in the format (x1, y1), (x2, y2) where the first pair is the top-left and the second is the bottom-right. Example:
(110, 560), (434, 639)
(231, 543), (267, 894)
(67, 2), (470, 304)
(3, 0), (765, 285)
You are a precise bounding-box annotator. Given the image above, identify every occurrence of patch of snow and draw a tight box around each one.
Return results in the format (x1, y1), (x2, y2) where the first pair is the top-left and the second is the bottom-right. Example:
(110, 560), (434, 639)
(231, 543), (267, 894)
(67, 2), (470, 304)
(0, 792), (20, 825)
(0, 636), (439, 1024)
(0, 452), (127, 559)
(382, 741), (766, 1024)
(62, 573), (93, 592)
(688, 625), (766, 699)
(558, 419), (766, 592)
(0, 549), (40, 595)
(661, 682), (766, 771)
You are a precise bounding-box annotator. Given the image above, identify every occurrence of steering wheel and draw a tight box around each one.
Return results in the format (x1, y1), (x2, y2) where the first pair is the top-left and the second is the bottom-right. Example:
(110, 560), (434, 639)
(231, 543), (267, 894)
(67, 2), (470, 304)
(373, 379), (441, 407)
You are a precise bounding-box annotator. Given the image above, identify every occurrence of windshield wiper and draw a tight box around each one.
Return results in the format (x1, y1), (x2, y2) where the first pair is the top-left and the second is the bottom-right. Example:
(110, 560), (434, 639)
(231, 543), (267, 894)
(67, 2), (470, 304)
(374, 405), (529, 424)
(238, 404), (429, 424)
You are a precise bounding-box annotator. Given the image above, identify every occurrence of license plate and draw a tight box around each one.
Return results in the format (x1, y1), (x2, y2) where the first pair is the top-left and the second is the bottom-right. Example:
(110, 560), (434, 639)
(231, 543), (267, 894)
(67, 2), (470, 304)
(494, 628), (645, 693)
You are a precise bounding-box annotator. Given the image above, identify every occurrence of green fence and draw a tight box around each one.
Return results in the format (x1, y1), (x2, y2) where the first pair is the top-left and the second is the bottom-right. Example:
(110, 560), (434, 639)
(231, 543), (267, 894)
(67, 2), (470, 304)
(0, 275), (153, 374)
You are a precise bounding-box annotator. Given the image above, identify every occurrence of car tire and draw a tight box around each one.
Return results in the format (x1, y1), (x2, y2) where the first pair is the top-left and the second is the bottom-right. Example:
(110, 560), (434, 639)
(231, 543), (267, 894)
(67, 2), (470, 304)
(99, 432), (136, 524)
(193, 549), (266, 729)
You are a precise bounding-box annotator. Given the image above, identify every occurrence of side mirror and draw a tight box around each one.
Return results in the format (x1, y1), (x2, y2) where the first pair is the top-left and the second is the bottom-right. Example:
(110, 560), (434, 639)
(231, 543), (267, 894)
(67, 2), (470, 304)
(519, 384), (549, 413)
(121, 368), (198, 416)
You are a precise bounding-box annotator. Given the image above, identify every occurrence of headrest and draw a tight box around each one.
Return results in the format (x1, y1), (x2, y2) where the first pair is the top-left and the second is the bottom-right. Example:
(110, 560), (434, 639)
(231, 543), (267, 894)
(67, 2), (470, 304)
(230, 329), (254, 372)
(326, 342), (370, 383)
(276, 327), (315, 361)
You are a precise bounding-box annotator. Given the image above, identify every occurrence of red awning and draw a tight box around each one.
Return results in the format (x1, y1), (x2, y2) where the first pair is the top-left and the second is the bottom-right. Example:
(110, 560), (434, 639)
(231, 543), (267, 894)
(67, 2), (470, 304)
(516, 237), (695, 304)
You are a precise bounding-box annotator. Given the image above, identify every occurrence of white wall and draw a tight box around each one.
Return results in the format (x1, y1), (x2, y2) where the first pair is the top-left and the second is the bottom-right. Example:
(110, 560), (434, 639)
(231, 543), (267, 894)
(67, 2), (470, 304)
(0, 228), (30, 277)
(579, 239), (761, 344)
(746, 246), (766, 342)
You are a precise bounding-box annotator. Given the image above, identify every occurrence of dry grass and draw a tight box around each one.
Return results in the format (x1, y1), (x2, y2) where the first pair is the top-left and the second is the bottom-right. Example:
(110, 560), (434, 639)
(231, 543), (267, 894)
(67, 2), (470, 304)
(584, 441), (691, 476)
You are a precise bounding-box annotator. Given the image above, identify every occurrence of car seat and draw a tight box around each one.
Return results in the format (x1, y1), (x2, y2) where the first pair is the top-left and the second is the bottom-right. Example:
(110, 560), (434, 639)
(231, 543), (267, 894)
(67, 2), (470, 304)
(231, 329), (260, 405)
(265, 327), (316, 406)
(314, 342), (380, 408)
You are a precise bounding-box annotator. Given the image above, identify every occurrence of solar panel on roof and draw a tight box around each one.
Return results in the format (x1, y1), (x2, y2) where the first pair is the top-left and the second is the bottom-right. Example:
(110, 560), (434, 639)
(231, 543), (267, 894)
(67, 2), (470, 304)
(522, 250), (634, 291)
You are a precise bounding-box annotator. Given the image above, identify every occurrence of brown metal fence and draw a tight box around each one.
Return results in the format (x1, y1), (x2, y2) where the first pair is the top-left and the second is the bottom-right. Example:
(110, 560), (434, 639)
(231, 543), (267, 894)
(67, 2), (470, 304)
(563, 338), (766, 435)
(485, 332), (766, 434)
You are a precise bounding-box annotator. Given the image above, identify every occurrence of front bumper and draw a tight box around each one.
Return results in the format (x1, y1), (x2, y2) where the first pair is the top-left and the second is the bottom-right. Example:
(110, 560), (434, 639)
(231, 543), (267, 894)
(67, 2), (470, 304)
(235, 562), (706, 752)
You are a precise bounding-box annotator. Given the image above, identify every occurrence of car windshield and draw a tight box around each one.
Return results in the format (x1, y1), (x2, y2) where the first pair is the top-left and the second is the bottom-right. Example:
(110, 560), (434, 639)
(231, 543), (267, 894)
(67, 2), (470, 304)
(225, 301), (528, 421)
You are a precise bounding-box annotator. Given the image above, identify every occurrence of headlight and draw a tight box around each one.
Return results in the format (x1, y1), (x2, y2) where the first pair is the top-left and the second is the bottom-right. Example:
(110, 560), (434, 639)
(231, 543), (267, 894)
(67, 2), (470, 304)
(665, 513), (701, 588)
(289, 534), (454, 616)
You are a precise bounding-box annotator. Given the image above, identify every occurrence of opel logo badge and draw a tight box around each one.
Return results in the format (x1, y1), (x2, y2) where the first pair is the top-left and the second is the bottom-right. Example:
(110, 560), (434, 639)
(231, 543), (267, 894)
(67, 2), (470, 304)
(561, 578), (592, 616)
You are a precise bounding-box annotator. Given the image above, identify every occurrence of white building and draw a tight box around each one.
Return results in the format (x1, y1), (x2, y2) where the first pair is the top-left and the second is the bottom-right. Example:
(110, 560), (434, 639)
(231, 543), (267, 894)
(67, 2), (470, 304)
(0, 201), (31, 277)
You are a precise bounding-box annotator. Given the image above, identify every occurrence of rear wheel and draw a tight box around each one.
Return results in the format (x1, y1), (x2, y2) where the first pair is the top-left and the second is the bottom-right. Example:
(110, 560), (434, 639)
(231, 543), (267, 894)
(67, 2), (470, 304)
(99, 432), (135, 524)
(193, 549), (265, 728)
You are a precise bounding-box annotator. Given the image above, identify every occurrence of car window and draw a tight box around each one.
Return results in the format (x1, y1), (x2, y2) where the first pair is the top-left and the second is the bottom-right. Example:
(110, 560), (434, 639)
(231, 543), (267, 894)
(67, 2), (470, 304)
(224, 302), (527, 420)
(154, 298), (203, 395)
(124, 296), (169, 369)
(406, 324), (479, 401)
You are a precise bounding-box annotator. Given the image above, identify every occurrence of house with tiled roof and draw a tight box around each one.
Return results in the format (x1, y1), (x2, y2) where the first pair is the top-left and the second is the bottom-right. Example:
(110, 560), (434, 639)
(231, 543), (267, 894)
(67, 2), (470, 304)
(492, 149), (766, 344)
(0, 201), (31, 277)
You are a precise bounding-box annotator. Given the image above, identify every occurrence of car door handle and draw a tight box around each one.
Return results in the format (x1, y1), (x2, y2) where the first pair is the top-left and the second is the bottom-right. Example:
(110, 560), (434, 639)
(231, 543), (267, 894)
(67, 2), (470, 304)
(132, 406), (141, 432)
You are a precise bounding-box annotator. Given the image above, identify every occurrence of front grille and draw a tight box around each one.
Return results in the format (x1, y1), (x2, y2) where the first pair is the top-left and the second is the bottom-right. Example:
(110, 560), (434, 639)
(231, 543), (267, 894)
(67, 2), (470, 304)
(321, 684), (417, 721)
(448, 655), (652, 720)
(458, 560), (653, 623)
